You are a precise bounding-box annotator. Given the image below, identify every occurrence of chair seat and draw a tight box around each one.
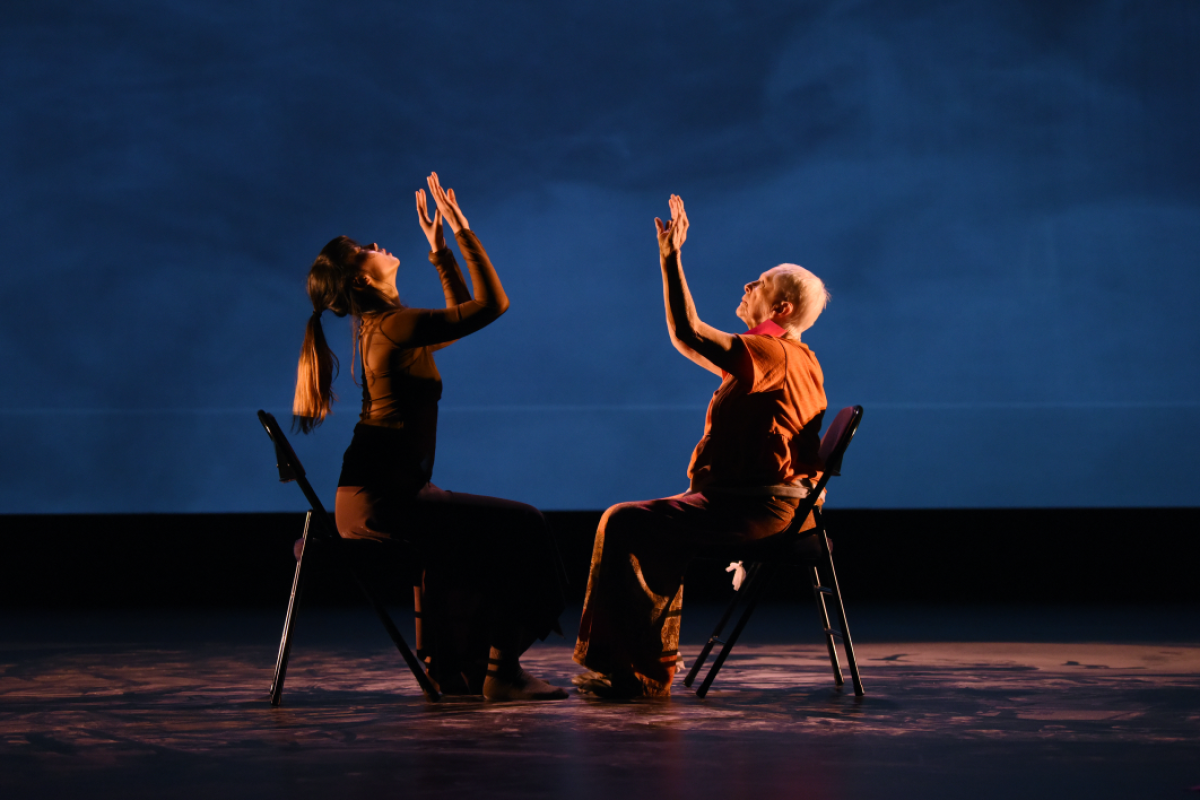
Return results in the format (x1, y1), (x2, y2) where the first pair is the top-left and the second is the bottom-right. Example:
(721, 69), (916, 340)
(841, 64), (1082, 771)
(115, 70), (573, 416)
(326, 535), (422, 557)
(698, 529), (828, 566)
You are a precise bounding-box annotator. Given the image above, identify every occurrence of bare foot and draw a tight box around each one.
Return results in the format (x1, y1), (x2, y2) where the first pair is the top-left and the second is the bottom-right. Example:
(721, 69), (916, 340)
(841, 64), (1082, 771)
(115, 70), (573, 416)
(483, 668), (568, 701)
(574, 666), (676, 699)
(573, 671), (646, 699)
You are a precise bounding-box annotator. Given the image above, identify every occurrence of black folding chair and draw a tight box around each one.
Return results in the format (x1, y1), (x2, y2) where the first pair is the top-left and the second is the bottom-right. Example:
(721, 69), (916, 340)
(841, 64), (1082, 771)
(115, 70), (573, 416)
(257, 410), (439, 705)
(684, 405), (865, 698)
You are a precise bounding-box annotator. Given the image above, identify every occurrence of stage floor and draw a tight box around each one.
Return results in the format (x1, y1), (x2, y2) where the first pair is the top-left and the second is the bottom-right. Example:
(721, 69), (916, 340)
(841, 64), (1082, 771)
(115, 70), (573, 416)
(1, 604), (1198, 799)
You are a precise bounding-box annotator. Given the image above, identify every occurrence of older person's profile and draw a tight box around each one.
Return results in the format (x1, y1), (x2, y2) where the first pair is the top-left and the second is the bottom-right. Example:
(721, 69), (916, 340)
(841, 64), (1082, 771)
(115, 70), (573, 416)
(573, 195), (831, 698)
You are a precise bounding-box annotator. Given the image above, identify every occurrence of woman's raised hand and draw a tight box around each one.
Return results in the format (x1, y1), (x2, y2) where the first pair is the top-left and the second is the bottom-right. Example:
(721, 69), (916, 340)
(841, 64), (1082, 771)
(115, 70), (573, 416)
(415, 188), (445, 252)
(655, 194), (689, 260)
(426, 172), (470, 234)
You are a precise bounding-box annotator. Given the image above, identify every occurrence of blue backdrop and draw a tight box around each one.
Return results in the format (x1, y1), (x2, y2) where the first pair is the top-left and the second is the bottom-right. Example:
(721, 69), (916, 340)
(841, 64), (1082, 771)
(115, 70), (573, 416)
(2, 0), (1198, 512)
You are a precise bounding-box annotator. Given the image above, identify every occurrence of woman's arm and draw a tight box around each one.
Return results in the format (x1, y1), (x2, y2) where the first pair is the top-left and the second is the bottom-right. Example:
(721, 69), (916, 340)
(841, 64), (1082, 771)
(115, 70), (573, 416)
(416, 186), (471, 351)
(658, 195), (749, 381)
(381, 173), (509, 347)
(417, 187), (471, 308)
(429, 172), (508, 315)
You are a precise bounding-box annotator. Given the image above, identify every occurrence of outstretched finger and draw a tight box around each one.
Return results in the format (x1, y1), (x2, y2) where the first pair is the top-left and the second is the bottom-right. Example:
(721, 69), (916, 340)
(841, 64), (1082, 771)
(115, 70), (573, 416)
(655, 217), (665, 234)
(430, 171), (447, 199)
(416, 189), (429, 223)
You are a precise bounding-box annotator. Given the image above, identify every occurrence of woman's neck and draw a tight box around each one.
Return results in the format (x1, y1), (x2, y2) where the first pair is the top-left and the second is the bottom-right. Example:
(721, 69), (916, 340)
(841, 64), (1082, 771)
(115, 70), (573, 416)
(358, 292), (401, 315)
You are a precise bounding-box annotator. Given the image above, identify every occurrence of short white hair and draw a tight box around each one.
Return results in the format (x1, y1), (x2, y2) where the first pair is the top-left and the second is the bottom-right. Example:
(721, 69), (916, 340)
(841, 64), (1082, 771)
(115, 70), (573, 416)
(764, 264), (830, 334)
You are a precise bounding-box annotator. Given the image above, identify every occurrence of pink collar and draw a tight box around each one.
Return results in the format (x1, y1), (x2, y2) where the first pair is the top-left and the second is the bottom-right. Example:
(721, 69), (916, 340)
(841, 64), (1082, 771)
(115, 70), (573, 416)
(745, 319), (788, 337)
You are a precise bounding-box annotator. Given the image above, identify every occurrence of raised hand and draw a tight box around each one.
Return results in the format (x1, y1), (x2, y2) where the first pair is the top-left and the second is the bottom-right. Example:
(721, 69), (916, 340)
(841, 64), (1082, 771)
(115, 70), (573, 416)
(415, 188), (445, 251)
(427, 172), (470, 234)
(654, 194), (689, 260)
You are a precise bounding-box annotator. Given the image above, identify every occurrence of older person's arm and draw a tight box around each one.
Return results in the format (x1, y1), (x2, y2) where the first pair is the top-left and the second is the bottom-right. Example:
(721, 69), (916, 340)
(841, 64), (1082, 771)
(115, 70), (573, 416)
(669, 329), (723, 376)
(658, 194), (751, 381)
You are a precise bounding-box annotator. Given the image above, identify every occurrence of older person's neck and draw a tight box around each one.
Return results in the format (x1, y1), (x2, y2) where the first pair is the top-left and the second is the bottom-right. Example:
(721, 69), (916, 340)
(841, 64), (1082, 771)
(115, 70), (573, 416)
(769, 315), (799, 341)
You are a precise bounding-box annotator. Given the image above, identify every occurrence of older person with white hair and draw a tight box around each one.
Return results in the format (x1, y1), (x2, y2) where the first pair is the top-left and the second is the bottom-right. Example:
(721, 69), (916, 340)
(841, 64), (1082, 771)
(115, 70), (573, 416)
(574, 195), (831, 698)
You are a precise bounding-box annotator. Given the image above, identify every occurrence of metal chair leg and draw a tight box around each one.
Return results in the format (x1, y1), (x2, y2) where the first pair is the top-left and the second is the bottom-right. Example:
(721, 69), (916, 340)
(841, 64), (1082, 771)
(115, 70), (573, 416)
(346, 569), (440, 701)
(696, 563), (778, 698)
(272, 512), (440, 704)
(687, 537), (864, 698)
(684, 562), (763, 688)
(809, 562), (844, 688)
(819, 531), (864, 696)
(413, 585), (426, 663)
(313, 513), (439, 701)
(269, 511), (314, 706)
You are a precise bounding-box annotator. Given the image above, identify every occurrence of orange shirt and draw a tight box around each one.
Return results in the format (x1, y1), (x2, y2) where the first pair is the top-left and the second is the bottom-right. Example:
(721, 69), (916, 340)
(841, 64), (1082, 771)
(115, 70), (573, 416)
(687, 320), (827, 492)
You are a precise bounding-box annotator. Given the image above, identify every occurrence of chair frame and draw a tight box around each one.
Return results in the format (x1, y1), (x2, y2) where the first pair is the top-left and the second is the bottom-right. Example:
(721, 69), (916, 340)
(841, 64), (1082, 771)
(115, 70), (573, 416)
(683, 405), (865, 698)
(257, 410), (440, 705)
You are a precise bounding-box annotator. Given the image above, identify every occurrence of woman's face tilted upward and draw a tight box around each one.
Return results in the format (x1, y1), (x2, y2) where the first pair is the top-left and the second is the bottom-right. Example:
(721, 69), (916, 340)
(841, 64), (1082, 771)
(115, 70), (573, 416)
(356, 242), (400, 296)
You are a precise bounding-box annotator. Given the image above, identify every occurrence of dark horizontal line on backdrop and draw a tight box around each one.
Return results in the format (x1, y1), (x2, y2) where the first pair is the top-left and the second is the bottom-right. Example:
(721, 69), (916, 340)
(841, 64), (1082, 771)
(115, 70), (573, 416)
(1, 401), (1198, 415)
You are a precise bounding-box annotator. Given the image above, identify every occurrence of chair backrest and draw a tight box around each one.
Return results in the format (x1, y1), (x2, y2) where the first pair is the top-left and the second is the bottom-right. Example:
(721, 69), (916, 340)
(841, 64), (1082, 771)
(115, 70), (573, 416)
(777, 405), (864, 530)
(257, 410), (304, 483)
(817, 405), (863, 478)
(714, 405), (864, 556)
(257, 409), (336, 537)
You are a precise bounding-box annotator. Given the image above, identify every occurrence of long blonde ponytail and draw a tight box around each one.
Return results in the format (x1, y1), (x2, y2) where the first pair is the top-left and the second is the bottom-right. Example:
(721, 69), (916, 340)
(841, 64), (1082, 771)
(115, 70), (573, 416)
(292, 311), (339, 432)
(291, 235), (374, 433)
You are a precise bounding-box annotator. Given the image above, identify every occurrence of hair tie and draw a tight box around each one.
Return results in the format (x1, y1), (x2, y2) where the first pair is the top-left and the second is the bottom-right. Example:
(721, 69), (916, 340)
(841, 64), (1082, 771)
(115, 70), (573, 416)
(311, 309), (324, 321)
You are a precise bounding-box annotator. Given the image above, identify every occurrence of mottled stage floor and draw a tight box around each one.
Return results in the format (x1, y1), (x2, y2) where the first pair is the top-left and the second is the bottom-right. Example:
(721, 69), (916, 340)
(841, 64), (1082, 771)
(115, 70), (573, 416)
(1, 605), (1198, 799)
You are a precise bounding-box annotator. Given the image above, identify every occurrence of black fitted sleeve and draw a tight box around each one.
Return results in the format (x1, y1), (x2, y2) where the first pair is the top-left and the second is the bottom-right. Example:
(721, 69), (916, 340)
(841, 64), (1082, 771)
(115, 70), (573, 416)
(379, 230), (509, 348)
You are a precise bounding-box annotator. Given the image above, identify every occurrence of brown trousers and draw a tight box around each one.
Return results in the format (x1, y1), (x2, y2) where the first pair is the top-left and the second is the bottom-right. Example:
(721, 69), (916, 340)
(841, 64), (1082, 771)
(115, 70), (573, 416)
(337, 482), (567, 692)
(573, 491), (804, 692)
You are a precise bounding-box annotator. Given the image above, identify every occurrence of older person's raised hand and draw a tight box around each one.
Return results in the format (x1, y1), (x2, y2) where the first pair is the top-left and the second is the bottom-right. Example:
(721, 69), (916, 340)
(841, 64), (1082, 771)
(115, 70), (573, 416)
(415, 188), (445, 252)
(655, 194), (689, 261)
(427, 172), (470, 234)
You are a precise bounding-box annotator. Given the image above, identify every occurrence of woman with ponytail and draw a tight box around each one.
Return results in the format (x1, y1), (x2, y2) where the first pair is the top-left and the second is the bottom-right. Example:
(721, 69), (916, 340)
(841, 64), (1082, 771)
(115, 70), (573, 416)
(293, 172), (567, 700)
